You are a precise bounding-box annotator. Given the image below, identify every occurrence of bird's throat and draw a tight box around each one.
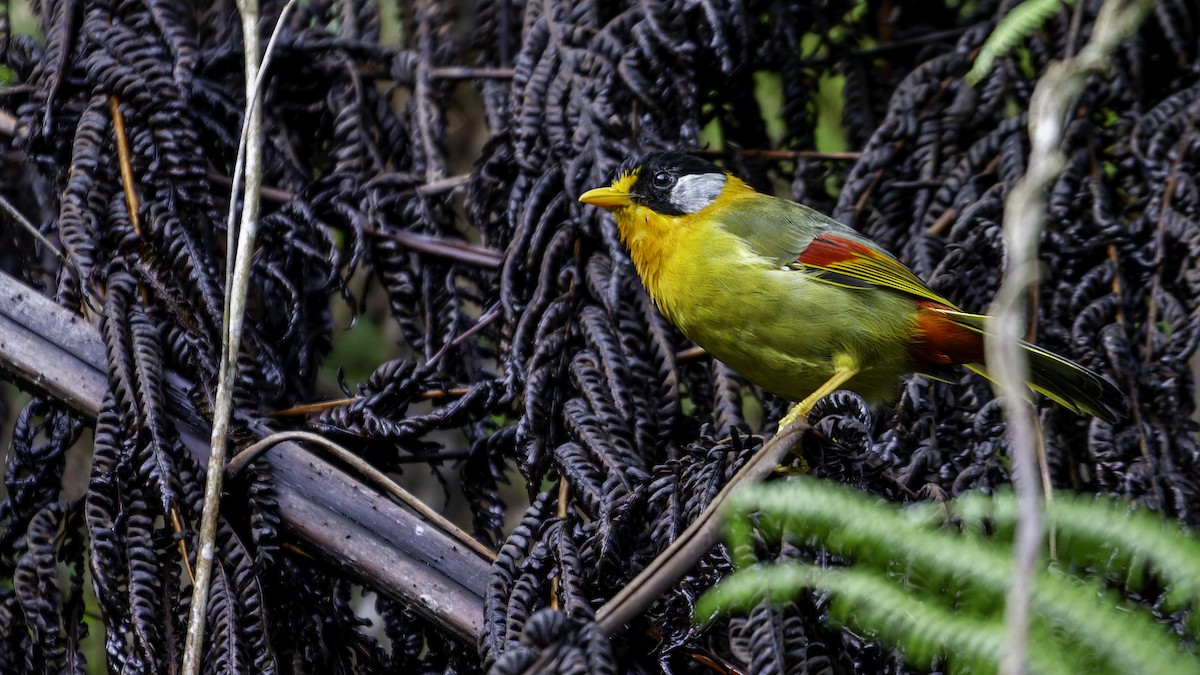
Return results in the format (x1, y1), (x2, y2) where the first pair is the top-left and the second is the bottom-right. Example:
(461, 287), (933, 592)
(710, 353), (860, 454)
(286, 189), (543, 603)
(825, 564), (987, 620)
(613, 207), (685, 307)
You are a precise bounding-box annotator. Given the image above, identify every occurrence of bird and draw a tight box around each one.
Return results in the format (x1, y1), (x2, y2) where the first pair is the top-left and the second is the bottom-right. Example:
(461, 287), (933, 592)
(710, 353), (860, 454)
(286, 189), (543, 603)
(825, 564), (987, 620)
(578, 151), (1128, 426)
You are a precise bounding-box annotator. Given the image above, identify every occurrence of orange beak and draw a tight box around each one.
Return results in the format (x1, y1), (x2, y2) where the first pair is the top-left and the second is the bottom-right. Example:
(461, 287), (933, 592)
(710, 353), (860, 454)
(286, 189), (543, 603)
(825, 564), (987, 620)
(579, 186), (633, 211)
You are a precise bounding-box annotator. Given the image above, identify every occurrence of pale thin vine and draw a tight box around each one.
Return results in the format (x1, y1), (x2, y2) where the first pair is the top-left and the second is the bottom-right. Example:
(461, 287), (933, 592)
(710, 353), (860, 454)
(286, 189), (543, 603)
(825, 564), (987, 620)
(182, 1), (298, 673)
(985, 1), (1156, 674)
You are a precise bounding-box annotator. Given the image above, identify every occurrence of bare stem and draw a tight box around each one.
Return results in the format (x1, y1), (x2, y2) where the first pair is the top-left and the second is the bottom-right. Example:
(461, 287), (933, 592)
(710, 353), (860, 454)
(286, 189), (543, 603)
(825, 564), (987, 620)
(986, 2), (1154, 674)
(182, 2), (296, 673)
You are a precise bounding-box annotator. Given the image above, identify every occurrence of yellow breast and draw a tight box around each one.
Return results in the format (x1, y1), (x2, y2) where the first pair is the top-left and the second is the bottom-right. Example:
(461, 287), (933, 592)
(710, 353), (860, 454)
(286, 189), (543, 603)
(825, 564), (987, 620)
(610, 176), (759, 321)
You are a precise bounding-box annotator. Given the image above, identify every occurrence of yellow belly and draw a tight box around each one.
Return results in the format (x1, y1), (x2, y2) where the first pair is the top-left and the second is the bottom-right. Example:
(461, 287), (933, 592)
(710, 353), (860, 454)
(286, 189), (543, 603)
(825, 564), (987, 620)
(646, 234), (919, 404)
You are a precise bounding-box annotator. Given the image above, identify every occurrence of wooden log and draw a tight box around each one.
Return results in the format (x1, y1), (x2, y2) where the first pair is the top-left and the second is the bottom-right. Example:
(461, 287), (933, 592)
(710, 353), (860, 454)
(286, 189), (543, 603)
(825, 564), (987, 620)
(0, 270), (490, 644)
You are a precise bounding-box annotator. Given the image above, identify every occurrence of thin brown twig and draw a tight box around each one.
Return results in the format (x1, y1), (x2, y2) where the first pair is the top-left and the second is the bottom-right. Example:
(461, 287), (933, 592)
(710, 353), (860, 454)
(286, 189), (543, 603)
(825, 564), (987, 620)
(927, 207), (957, 236)
(418, 386), (472, 400)
(854, 170), (884, 213)
(268, 386), (472, 417)
(207, 171), (295, 204)
(109, 97), (141, 235)
(695, 147), (862, 162)
(280, 541), (316, 560)
(415, 173), (471, 195)
(268, 397), (358, 417)
(208, 171), (470, 204)
(110, 96), (152, 312)
(550, 477), (569, 611)
(171, 506), (196, 584)
(0, 192), (64, 259)
(225, 430), (496, 562)
(112, 97), (193, 586)
(928, 154), (1002, 236)
(685, 650), (747, 675)
(361, 223), (503, 269)
(430, 66), (516, 80)
(426, 304), (503, 367)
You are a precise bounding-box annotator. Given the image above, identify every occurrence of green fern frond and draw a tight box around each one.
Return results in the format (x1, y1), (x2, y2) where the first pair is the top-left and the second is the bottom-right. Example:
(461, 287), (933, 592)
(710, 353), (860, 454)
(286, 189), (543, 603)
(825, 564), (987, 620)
(702, 479), (1200, 674)
(967, 0), (1074, 85)
(954, 490), (1200, 618)
(696, 564), (1051, 675)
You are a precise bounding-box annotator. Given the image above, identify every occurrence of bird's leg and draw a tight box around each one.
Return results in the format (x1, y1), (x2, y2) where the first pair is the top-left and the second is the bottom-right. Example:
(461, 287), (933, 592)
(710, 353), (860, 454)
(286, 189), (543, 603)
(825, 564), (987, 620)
(778, 355), (861, 428)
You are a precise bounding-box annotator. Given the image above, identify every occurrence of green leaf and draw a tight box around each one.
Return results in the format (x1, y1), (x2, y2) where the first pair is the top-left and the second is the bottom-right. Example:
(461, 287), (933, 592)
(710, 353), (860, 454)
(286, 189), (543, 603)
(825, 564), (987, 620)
(701, 479), (1200, 675)
(968, 0), (1075, 85)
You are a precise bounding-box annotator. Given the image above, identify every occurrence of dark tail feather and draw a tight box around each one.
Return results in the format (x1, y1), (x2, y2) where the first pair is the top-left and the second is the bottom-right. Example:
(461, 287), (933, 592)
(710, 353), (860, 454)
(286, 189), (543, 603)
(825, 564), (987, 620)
(939, 309), (1129, 422)
(1022, 342), (1129, 422)
(967, 343), (1129, 423)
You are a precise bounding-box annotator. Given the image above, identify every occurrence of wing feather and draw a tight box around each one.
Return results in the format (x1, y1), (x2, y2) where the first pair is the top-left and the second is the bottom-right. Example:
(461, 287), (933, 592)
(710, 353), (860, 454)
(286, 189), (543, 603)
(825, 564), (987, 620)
(716, 194), (955, 307)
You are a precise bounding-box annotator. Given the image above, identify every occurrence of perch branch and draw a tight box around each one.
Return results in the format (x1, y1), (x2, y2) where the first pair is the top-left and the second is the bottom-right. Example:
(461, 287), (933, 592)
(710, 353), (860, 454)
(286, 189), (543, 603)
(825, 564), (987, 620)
(593, 421), (809, 636)
(516, 422), (808, 673)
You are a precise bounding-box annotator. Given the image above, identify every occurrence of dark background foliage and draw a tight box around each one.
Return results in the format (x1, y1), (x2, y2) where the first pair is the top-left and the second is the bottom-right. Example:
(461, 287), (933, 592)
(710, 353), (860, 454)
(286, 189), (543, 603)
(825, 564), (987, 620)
(0, 0), (1197, 672)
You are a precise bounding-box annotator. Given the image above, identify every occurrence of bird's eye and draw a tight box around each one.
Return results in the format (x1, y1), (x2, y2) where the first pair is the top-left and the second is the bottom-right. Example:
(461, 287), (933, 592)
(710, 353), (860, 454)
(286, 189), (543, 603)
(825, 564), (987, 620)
(652, 171), (672, 188)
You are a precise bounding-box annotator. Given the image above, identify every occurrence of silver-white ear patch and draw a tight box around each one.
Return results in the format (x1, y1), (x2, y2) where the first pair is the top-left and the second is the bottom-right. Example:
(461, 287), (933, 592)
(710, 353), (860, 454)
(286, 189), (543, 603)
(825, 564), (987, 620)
(669, 173), (726, 214)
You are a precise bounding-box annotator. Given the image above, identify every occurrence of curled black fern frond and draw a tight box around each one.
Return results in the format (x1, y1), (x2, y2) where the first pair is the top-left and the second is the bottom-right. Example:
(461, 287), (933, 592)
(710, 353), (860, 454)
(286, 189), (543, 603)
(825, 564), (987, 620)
(0, 0), (1196, 672)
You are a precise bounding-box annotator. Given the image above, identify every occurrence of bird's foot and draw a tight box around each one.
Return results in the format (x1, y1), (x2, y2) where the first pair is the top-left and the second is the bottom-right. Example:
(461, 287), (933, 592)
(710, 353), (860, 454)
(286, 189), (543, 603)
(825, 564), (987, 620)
(778, 402), (808, 428)
(773, 450), (810, 475)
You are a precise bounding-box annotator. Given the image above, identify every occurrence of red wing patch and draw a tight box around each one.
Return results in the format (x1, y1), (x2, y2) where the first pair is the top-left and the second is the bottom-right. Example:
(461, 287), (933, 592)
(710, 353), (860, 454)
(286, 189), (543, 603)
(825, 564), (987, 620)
(795, 233), (957, 308)
(796, 234), (881, 267)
